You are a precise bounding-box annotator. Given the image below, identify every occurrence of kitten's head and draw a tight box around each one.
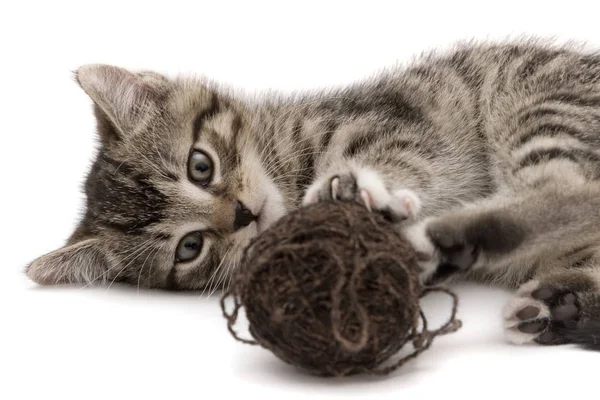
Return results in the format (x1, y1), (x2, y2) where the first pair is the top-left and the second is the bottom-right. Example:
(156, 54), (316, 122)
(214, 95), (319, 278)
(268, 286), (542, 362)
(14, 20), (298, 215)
(26, 65), (287, 290)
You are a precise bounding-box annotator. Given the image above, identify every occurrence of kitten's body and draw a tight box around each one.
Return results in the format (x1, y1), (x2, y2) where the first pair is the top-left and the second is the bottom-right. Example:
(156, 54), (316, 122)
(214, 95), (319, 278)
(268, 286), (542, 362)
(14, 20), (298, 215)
(27, 39), (600, 348)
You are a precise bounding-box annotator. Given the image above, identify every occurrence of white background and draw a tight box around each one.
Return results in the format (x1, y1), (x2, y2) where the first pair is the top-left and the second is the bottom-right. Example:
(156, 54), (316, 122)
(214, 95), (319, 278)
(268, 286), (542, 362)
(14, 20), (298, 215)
(2, 1), (599, 399)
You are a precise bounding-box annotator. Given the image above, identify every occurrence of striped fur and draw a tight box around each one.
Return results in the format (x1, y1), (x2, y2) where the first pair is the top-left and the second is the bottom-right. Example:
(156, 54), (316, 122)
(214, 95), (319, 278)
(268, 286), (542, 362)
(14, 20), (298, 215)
(26, 39), (600, 347)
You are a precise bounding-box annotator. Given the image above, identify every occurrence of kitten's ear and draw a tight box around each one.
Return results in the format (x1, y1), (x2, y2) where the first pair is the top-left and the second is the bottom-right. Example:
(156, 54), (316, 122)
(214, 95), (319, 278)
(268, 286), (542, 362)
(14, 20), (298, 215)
(26, 239), (111, 286)
(75, 64), (168, 136)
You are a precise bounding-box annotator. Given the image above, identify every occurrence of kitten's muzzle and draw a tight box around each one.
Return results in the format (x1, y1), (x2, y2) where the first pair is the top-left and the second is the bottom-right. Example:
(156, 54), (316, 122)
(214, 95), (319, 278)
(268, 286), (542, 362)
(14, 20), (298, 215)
(233, 200), (258, 231)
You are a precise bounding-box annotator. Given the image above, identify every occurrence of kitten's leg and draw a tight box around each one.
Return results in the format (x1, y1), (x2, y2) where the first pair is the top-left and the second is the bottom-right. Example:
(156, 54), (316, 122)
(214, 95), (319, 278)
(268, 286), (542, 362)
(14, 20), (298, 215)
(406, 183), (600, 348)
(408, 183), (600, 285)
(302, 160), (421, 223)
(503, 268), (600, 348)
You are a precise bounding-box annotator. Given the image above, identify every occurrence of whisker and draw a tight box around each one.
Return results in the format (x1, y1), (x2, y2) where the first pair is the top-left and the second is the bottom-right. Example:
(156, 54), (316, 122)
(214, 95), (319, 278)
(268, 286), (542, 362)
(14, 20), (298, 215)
(106, 245), (152, 291)
(199, 247), (233, 298)
(259, 129), (330, 179)
(207, 257), (231, 298)
(266, 150), (327, 178)
(122, 137), (173, 181)
(225, 249), (241, 291)
(77, 238), (156, 289)
(147, 247), (160, 289)
(137, 246), (160, 294)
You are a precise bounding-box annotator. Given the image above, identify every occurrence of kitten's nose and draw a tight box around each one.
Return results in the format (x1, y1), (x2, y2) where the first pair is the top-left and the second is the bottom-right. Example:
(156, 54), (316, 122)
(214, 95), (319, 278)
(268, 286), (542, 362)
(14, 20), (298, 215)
(233, 201), (256, 231)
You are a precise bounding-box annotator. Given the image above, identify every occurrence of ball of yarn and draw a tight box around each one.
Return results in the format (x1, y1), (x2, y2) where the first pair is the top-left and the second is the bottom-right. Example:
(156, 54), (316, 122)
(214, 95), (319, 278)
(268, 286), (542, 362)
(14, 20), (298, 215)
(221, 201), (460, 377)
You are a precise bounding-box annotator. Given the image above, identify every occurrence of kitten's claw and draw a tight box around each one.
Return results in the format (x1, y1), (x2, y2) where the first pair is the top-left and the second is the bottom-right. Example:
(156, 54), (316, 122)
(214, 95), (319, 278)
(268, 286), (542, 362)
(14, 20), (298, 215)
(390, 189), (420, 221)
(359, 189), (372, 212)
(302, 166), (421, 223)
(331, 177), (340, 201)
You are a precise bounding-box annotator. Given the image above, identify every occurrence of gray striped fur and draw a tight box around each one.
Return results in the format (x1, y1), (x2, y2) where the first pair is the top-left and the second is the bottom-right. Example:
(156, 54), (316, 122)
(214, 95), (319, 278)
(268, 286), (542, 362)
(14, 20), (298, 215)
(26, 39), (600, 347)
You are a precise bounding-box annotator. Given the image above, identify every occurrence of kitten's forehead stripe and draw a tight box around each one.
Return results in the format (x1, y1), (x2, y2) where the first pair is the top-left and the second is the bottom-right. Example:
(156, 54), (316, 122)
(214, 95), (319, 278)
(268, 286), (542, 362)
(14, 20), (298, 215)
(208, 129), (232, 160)
(193, 92), (220, 142)
(231, 113), (242, 148)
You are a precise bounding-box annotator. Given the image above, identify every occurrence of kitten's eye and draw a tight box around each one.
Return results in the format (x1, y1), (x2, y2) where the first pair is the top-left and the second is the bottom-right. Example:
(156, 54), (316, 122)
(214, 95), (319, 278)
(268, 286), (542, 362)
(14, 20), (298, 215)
(188, 150), (213, 184)
(175, 232), (204, 262)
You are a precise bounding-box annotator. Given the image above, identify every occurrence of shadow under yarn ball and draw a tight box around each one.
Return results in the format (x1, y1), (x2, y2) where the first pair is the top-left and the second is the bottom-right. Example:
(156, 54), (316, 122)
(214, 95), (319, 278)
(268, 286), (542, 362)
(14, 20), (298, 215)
(221, 201), (460, 377)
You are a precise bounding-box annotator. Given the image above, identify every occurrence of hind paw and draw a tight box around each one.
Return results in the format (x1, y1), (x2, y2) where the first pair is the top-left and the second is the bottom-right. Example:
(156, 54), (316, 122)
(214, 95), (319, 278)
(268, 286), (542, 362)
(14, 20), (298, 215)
(503, 280), (581, 345)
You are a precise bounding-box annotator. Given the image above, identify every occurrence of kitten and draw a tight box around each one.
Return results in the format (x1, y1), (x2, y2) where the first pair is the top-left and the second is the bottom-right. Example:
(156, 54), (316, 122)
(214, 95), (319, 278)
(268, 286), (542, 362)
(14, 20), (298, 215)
(27, 39), (600, 349)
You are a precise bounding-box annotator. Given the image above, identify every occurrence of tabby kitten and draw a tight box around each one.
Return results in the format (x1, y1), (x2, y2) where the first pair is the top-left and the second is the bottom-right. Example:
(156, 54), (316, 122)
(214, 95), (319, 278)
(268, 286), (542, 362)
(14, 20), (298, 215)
(27, 39), (600, 349)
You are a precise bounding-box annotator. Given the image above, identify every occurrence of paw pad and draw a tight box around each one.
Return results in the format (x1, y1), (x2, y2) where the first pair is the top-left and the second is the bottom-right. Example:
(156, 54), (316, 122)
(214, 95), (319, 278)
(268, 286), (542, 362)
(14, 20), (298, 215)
(518, 320), (547, 334)
(504, 280), (581, 345)
(516, 305), (540, 320)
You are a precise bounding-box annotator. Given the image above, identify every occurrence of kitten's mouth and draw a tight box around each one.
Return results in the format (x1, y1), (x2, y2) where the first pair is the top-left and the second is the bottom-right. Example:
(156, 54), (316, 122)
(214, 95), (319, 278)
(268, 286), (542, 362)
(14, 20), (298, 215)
(254, 198), (268, 231)
(250, 190), (286, 234)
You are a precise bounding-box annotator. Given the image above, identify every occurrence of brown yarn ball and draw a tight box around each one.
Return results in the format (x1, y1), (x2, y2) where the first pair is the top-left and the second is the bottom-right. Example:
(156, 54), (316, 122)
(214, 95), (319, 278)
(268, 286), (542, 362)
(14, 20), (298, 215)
(221, 201), (460, 377)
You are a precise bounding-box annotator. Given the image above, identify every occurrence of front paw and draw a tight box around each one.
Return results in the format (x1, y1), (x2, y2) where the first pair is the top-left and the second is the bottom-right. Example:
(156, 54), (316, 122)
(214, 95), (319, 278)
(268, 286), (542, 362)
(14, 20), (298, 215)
(402, 216), (479, 286)
(426, 217), (479, 272)
(302, 167), (421, 223)
(419, 211), (526, 283)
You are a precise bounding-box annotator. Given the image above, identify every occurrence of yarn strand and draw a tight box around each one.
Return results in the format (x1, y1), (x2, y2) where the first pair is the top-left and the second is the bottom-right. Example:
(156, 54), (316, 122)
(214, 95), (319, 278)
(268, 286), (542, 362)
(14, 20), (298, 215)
(220, 201), (462, 377)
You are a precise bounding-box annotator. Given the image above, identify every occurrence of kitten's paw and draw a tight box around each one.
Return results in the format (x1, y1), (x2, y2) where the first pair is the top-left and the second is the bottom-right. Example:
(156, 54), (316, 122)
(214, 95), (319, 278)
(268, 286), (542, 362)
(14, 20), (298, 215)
(402, 216), (478, 285)
(302, 167), (421, 223)
(503, 280), (581, 345)
(402, 220), (439, 283)
(425, 217), (479, 272)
